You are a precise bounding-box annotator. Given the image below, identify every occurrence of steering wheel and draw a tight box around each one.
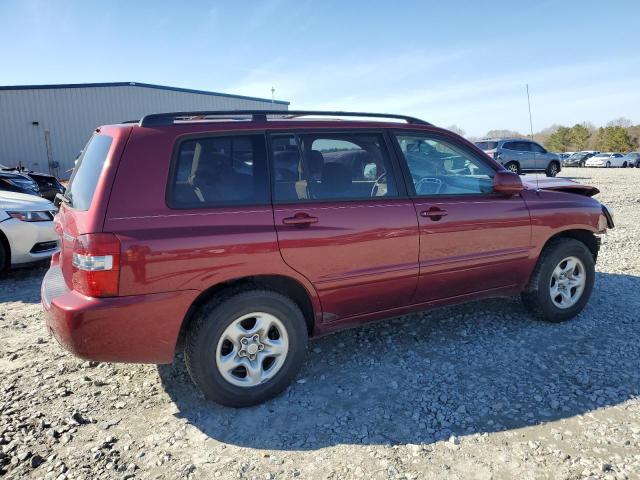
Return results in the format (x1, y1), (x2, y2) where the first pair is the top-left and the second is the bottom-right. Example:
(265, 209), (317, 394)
(414, 177), (444, 195)
(371, 172), (387, 197)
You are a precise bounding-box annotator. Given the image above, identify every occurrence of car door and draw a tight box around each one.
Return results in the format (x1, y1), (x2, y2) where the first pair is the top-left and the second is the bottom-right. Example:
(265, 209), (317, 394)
(529, 141), (551, 171)
(393, 132), (532, 303)
(270, 131), (419, 323)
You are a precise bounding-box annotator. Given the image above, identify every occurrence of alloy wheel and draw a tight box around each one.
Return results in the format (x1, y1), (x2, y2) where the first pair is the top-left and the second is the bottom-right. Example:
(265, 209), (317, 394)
(215, 312), (289, 387)
(549, 256), (586, 309)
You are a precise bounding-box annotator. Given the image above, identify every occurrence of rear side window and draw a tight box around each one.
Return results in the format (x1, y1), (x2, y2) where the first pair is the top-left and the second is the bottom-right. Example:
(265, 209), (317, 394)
(475, 141), (498, 150)
(168, 135), (268, 208)
(270, 132), (398, 202)
(67, 134), (113, 211)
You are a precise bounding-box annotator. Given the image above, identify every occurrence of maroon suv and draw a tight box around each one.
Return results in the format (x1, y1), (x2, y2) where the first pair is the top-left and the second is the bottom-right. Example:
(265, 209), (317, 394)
(42, 110), (614, 407)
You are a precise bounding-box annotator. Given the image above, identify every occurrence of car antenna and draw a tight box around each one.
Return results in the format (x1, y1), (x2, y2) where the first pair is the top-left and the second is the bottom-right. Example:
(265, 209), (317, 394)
(526, 84), (540, 192)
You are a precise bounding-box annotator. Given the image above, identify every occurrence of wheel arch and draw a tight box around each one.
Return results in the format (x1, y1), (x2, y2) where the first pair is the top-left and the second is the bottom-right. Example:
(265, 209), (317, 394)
(175, 274), (318, 355)
(0, 228), (10, 271)
(541, 228), (599, 261)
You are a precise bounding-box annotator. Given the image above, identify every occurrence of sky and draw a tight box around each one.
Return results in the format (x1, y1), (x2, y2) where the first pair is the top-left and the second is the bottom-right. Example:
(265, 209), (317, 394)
(1, 0), (639, 137)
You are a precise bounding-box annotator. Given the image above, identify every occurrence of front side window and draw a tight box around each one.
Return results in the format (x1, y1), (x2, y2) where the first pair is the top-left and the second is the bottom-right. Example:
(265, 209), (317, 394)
(169, 135), (268, 207)
(395, 134), (495, 196)
(529, 142), (546, 153)
(271, 133), (398, 202)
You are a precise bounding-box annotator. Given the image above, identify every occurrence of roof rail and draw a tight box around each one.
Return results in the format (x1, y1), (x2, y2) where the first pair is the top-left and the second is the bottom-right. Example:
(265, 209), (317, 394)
(139, 110), (431, 127)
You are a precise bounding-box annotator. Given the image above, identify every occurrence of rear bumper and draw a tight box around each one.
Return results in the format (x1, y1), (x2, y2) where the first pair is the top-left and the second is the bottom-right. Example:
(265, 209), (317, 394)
(41, 265), (199, 364)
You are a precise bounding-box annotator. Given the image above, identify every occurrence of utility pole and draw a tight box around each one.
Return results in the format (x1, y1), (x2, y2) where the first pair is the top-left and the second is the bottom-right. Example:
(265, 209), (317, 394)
(271, 86), (275, 104)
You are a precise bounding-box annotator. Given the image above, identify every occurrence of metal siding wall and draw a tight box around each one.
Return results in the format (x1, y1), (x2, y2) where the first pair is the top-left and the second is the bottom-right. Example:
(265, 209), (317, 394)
(0, 86), (285, 177)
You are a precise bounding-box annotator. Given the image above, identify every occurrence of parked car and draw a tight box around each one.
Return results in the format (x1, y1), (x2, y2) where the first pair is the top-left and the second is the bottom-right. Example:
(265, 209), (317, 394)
(0, 168), (41, 197)
(42, 110), (613, 407)
(0, 164), (65, 201)
(563, 152), (595, 167)
(0, 190), (58, 271)
(474, 138), (561, 176)
(584, 152), (625, 167)
(619, 152), (640, 168)
(559, 153), (572, 161)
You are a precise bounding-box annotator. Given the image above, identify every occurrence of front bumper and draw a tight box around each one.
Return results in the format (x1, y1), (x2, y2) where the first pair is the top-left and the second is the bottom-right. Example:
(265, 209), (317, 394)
(42, 263), (200, 364)
(0, 218), (58, 266)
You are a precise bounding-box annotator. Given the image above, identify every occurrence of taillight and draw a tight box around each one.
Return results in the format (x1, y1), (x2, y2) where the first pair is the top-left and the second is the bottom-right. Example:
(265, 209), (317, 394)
(72, 233), (120, 297)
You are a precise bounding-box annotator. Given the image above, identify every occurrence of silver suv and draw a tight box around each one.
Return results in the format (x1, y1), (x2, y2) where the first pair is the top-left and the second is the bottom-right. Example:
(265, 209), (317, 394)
(475, 139), (561, 177)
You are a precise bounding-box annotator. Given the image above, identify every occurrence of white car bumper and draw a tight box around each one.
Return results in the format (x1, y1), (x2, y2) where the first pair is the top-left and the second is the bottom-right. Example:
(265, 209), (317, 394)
(0, 218), (59, 266)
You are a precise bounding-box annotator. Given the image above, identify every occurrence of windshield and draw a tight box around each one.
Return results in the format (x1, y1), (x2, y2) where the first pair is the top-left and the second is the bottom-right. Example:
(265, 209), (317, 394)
(594, 153), (609, 158)
(474, 141), (498, 150)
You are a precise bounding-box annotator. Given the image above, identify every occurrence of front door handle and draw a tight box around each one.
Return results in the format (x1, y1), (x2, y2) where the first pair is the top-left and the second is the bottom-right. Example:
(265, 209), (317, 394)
(420, 207), (448, 221)
(282, 213), (318, 227)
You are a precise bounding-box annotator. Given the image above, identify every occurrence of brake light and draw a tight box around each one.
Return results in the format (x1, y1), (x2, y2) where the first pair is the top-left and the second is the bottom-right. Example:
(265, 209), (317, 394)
(71, 233), (120, 297)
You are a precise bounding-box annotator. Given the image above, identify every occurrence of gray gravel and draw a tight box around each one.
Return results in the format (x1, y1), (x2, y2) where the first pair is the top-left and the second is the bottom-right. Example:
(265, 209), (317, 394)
(1, 167), (639, 480)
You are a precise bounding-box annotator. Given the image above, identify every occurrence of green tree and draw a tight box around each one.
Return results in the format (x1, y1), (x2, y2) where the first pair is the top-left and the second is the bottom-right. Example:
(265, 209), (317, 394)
(569, 124), (591, 150)
(545, 126), (572, 152)
(594, 126), (637, 152)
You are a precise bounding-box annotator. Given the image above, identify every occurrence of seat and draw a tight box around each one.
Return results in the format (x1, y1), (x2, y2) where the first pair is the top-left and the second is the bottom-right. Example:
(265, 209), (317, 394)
(192, 151), (253, 203)
(319, 162), (353, 198)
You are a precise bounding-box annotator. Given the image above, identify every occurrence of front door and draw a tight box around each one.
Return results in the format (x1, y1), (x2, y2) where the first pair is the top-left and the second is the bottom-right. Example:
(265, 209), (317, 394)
(270, 131), (420, 322)
(393, 132), (532, 303)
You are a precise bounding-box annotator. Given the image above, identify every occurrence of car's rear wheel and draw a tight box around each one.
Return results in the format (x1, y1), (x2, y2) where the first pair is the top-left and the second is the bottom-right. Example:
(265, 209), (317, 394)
(504, 161), (520, 174)
(622, 161), (628, 168)
(545, 161), (560, 177)
(185, 289), (308, 407)
(579, 160), (585, 167)
(521, 238), (595, 322)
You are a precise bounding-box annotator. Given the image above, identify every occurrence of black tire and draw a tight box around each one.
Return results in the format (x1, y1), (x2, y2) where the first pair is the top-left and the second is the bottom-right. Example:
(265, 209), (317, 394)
(0, 239), (7, 273)
(579, 160), (585, 167)
(504, 161), (520, 175)
(606, 161), (611, 168)
(545, 161), (560, 177)
(622, 161), (628, 168)
(185, 289), (308, 407)
(521, 238), (595, 323)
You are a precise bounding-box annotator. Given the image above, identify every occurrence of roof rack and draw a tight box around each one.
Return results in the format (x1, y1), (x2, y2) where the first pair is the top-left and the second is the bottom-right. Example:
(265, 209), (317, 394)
(138, 110), (431, 128)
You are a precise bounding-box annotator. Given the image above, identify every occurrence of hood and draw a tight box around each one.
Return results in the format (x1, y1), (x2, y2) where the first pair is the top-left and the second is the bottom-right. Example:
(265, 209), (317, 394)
(521, 176), (599, 197)
(0, 190), (55, 211)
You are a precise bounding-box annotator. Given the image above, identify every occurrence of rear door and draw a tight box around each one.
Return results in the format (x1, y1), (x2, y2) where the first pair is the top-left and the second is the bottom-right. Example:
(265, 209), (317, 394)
(392, 132), (532, 303)
(270, 131), (419, 322)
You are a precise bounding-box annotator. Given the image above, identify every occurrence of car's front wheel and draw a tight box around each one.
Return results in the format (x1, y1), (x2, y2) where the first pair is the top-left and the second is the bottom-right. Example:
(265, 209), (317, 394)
(0, 240), (7, 273)
(622, 161), (628, 168)
(606, 161), (611, 168)
(521, 238), (595, 322)
(185, 289), (308, 407)
(545, 161), (560, 177)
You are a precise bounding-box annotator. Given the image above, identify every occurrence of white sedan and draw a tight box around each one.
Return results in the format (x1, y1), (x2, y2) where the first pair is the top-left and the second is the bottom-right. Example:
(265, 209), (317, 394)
(585, 152), (625, 167)
(0, 191), (58, 270)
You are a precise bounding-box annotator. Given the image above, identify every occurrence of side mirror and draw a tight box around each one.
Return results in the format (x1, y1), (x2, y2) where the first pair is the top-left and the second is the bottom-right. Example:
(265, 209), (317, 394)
(493, 170), (524, 195)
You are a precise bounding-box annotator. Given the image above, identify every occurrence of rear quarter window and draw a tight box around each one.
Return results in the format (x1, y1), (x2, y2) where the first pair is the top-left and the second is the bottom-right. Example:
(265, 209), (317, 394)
(67, 135), (113, 211)
(168, 134), (269, 208)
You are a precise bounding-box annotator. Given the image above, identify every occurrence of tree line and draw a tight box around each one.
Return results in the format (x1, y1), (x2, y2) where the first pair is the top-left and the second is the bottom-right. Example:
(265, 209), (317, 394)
(453, 117), (639, 153)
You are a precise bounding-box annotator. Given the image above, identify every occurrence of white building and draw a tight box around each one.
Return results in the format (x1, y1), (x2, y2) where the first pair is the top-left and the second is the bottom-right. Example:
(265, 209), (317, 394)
(0, 82), (288, 178)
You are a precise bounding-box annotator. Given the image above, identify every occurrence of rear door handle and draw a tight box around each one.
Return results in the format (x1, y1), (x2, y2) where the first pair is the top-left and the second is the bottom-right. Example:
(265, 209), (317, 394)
(420, 207), (448, 220)
(282, 213), (318, 227)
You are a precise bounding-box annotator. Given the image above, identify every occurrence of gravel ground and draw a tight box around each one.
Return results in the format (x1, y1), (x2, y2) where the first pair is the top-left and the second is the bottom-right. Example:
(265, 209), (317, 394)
(1, 167), (639, 480)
